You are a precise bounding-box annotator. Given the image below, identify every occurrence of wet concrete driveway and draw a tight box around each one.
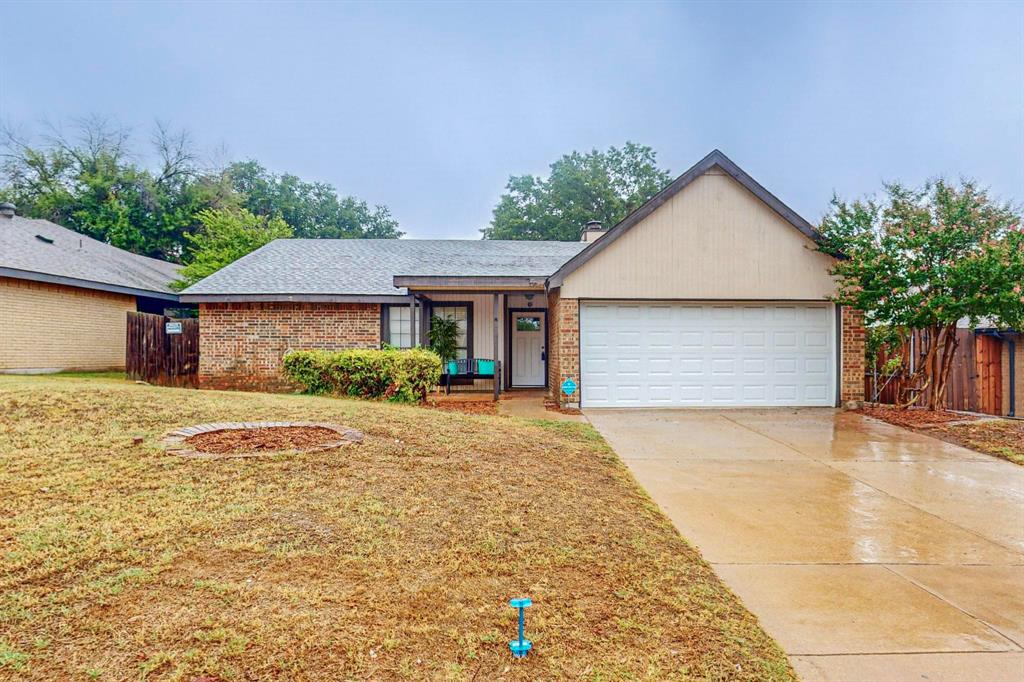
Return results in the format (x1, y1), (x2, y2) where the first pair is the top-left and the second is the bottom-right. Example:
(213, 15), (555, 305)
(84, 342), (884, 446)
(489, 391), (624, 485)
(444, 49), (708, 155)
(586, 408), (1024, 681)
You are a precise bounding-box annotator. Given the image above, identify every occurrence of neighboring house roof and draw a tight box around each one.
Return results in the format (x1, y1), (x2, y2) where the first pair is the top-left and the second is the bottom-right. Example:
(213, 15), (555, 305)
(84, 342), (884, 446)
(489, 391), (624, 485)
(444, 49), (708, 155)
(548, 149), (821, 287)
(0, 214), (181, 300)
(958, 317), (1018, 333)
(180, 239), (587, 301)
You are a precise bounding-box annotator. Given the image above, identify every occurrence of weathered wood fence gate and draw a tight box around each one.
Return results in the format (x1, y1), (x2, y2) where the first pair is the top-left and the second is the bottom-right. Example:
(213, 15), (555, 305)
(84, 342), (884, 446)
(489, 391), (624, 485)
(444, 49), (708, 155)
(126, 311), (199, 387)
(865, 328), (1004, 415)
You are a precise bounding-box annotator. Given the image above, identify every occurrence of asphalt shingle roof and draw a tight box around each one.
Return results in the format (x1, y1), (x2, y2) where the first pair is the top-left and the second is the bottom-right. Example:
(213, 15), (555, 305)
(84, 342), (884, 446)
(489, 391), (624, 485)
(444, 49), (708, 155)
(181, 239), (588, 297)
(0, 215), (180, 296)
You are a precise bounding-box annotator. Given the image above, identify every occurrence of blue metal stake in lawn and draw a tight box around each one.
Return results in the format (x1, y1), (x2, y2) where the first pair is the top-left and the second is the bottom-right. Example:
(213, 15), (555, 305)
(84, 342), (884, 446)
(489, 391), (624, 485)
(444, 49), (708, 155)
(508, 598), (532, 658)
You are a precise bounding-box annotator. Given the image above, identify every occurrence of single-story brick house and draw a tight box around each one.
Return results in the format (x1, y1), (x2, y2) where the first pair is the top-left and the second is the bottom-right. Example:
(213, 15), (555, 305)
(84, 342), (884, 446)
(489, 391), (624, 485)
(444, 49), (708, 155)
(181, 150), (866, 408)
(0, 203), (181, 373)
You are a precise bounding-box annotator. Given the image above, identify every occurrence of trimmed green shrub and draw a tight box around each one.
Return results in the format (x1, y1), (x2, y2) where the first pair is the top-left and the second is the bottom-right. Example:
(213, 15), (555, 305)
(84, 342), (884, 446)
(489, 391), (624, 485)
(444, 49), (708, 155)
(282, 348), (442, 403)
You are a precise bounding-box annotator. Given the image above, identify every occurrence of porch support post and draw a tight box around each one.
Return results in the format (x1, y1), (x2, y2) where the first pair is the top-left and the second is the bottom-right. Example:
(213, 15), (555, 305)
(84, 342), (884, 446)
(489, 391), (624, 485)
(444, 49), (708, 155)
(493, 293), (500, 401)
(410, 297), (417, 347)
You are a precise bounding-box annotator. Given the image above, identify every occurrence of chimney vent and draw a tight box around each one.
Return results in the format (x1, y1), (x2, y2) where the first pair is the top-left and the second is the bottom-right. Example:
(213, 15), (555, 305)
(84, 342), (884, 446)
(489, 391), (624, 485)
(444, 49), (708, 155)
(580, 220), (607, 243)
(0, 203), (15, 219)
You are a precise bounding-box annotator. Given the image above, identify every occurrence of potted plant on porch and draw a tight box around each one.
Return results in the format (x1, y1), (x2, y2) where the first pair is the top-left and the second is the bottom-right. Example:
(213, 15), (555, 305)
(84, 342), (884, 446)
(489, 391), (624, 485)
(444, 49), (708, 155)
(428, 314), (459, 392)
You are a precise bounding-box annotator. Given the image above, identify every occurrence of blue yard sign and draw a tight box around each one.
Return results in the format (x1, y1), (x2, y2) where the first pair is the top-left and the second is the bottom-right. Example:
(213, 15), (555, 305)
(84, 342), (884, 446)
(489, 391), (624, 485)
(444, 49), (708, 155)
(561, 377), (577, 396)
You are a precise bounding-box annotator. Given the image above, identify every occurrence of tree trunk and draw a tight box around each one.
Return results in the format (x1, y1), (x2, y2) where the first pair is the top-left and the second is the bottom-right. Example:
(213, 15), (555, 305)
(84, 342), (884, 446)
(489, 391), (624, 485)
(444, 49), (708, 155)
(933, 324), (959, 411)
(900, 329), (936, 409)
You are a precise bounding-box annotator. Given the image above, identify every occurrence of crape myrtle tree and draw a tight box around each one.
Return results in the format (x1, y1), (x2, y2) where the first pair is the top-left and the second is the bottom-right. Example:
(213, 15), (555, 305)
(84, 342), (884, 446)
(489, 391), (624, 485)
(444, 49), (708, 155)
(482, 142), (671, 241)
(817, 179), (1024, 410)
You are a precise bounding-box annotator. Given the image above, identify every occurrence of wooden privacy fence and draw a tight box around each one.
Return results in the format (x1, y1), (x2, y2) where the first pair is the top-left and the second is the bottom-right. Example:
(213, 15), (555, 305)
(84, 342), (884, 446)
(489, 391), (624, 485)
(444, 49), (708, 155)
(865, 328), (1003, 415)
(126, 311), (199, 387)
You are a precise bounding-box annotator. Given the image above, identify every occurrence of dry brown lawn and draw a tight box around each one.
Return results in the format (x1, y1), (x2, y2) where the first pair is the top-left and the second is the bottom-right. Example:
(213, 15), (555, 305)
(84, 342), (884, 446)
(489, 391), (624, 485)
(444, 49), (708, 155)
(0, 375), (792, 681)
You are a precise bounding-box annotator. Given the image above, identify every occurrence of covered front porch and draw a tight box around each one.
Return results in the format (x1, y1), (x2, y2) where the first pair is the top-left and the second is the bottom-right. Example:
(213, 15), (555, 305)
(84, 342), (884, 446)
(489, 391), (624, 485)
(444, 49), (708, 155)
(385, 276), (552, 400)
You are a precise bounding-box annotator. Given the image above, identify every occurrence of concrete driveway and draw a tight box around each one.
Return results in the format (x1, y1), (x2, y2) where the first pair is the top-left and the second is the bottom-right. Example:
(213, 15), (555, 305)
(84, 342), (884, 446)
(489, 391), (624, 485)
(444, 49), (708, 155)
(586, 408), (1024, 682)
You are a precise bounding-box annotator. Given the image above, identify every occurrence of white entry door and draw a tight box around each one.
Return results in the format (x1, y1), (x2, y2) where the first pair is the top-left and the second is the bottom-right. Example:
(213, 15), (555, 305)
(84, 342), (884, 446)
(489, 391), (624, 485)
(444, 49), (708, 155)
(580, 301), (835, 408)
(511, 312), (546, 387)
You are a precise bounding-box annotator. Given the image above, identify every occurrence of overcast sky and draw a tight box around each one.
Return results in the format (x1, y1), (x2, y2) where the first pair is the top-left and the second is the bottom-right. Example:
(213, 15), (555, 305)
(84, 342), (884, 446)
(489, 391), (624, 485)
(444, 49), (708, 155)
(1, 1), (1021, 238)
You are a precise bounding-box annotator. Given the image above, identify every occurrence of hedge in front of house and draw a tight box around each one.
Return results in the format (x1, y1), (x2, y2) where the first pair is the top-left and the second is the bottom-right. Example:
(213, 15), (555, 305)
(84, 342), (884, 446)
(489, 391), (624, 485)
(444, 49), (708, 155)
(282, 348), (442, 403)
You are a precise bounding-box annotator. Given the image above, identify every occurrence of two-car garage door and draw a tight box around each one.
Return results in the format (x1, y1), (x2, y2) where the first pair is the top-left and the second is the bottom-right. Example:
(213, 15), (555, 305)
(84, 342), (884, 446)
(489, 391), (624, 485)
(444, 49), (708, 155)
(580, 301), (836, 408)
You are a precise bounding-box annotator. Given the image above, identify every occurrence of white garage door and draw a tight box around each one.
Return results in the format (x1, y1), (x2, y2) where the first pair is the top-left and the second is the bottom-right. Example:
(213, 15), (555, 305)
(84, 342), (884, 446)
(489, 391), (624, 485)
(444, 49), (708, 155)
(580, 301), (835, 408)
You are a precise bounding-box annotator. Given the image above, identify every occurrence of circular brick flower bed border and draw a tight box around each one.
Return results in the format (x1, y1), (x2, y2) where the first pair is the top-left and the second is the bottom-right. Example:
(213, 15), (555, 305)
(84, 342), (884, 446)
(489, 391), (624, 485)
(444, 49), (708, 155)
(161, 422), (363, 459)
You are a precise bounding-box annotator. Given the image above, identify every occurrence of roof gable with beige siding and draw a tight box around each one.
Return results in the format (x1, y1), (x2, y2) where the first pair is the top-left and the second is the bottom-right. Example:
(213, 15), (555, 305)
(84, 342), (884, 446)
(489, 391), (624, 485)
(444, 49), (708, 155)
(558, 169), (838, 301)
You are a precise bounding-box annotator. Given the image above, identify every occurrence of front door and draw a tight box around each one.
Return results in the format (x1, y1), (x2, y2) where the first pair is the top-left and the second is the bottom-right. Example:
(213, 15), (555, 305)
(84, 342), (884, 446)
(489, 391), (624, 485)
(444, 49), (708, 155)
(511, 311), (546, 387)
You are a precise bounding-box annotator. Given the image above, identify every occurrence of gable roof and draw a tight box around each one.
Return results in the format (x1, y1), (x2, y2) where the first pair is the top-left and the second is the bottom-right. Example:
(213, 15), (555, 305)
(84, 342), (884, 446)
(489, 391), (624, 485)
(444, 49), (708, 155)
(547, 149), (821, 287)
(0, 215), (181, 300)
(180, 239), (587, 301)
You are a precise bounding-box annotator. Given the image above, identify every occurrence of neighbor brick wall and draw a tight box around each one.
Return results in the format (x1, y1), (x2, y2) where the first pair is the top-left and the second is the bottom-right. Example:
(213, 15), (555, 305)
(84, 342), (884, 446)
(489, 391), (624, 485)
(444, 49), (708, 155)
(547, 290), (580, 407)
(198, 302), (380, 391)
(1001, 335), (1022, 417)
(0, 276), (136, 372)
(840, 305), (866, 404)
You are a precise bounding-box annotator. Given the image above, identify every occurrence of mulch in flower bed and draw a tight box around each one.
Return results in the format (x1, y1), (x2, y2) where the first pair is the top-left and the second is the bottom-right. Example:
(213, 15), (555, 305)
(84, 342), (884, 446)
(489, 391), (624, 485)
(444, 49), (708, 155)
(185, 426), (345, 454)
(858, 405), (978, 429)
(424, 399), (498, 415)
(857, 405), (1023, 466)
(935, 419), (1024, 466)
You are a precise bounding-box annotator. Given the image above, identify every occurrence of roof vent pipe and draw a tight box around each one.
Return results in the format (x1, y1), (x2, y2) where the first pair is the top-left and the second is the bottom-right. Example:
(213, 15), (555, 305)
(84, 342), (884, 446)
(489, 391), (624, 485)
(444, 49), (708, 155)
(0, 202), (15, 219)
(580, 220), (607, 244)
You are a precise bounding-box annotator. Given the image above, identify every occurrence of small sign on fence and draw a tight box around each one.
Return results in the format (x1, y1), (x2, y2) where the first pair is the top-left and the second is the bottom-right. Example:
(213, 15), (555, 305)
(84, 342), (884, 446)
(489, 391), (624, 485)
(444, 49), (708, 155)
(128, 312), (199, 388)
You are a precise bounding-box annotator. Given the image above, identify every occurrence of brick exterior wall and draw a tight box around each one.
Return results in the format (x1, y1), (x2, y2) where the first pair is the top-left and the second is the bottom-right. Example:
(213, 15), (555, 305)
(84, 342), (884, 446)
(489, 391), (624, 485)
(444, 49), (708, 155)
(0, 276), (136, 372)
(547, 290), (580, 407)
(198, 302), (380, 392)
(840, 305), (866, 405)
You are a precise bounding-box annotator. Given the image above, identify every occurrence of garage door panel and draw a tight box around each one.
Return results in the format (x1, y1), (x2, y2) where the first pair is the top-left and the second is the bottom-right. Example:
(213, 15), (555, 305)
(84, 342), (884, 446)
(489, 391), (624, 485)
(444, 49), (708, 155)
(581, 302), (835, 408)
(711, 358), (736, 375)
(679, 331), (704, 348)
(806, 357), (828, 374)
(742, 384), (768, 401)
(678, 306), (704, 321)
(711, 331), (737, 348)
(805, 384), (829, 401)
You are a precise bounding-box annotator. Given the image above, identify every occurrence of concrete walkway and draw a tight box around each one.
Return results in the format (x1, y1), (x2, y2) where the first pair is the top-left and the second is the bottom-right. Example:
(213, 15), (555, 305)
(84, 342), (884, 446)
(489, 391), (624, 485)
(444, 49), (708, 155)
(497, 390), (584, 422)
(586, 408), (1024, 682)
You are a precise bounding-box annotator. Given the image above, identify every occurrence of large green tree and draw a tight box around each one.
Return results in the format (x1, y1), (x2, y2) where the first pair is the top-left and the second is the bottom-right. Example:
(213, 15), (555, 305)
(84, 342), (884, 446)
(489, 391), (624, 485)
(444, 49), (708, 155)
(226, 161), (402, 239)
(1, 118), (404, 264)
(0, 118), (232, 260)
(173, 207), (293, 290)
(818, 179), (1023, 410)
(482, 142), (671, 241)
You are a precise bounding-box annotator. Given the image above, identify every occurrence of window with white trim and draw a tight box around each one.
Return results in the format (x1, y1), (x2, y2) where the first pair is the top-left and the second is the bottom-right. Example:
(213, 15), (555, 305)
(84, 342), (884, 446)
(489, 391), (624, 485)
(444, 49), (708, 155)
(385, 305), (419, 349)
(431, 305), (470, 359)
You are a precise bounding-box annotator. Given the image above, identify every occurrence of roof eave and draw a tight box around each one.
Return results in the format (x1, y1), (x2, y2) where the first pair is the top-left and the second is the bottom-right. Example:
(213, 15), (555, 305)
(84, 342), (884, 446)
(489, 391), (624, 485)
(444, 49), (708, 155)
(394, 275), (547, 290)
(179, 293), (411, 304)
(0, 266), (179, 301)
